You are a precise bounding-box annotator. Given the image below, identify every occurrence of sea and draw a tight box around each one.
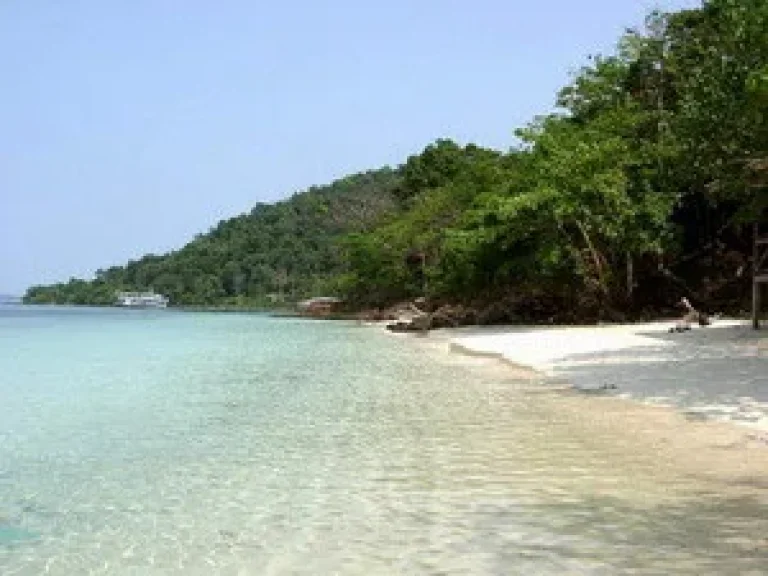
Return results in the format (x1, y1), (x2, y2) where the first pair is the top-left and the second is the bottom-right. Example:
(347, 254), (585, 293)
(1, 305), (766, 575)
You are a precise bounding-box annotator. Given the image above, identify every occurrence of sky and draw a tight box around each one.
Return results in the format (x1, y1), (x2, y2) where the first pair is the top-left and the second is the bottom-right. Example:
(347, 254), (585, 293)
(0, 0), (701, 295)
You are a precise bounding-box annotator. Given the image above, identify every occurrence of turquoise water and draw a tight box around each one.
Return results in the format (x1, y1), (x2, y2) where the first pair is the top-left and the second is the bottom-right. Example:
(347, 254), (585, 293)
(1, 306), (766, 574)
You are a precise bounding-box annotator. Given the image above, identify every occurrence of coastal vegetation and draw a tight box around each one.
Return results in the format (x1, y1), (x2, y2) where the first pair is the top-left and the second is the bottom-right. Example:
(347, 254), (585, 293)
(25, 169), (401, 307)
(25, 0), (768, 321)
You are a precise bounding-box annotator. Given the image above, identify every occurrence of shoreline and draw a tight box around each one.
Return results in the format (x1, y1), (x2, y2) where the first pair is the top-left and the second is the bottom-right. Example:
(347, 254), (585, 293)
(440, 319), (768, 429)
(382, 318), (768, 494)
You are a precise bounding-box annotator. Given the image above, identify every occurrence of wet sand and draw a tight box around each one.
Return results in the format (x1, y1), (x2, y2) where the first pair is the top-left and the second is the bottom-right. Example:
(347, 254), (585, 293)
(527, 388), (768, 495)
(415, 322), (768, 502)
(447, 320), (768, 429)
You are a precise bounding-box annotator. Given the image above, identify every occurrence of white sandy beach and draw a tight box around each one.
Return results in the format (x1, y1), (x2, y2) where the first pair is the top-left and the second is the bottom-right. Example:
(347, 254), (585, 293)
(446, 319), (768, 431)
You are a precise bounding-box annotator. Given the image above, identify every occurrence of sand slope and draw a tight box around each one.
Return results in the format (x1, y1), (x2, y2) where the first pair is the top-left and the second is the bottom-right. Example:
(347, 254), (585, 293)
(448, 320), (768, 430)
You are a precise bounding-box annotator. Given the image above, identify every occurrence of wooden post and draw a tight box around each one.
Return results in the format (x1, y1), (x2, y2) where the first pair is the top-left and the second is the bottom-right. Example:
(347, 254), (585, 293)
(755, 223), (762, 330)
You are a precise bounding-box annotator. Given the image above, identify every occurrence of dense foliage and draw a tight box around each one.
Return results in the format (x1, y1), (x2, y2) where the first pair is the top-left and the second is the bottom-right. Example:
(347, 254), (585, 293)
(340, 0), (767, 320)
(25, 0), (767, 320)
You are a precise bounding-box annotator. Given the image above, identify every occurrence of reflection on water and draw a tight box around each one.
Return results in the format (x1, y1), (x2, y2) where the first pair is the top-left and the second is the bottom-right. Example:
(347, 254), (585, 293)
(0, 309), (766, 574)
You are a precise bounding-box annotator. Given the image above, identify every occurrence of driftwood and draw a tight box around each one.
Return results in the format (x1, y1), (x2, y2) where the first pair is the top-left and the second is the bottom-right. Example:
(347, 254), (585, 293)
(385, 301), (478, 332)
(669, 297), (711, 332)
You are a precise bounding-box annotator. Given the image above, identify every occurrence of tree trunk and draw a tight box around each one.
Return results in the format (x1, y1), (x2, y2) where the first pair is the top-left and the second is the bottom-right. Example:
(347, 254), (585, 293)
(575, 219), (609, 295)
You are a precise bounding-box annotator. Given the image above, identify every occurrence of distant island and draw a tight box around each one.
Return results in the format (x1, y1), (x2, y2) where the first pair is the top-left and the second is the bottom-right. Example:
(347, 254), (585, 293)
(24, 1), (768, 324)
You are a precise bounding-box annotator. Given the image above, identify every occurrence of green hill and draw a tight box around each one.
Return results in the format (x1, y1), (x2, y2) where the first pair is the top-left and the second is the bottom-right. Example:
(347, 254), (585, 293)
(24, 168), (401, 306)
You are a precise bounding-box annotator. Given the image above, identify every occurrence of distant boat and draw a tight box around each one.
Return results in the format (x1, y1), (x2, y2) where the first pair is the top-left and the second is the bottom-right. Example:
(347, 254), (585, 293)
(115, 291), (169, 308)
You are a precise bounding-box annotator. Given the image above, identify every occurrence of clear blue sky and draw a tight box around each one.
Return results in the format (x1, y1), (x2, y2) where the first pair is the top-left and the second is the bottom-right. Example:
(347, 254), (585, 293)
(0, 0), (700, 294)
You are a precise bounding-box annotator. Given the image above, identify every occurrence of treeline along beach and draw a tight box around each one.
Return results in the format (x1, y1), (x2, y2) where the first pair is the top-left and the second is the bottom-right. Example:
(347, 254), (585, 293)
(25, 0), (768, 323)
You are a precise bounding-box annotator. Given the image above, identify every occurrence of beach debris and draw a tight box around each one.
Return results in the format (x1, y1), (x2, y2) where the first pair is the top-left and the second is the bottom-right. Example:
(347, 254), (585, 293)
(669, 297), (711, 332)
(386, 301), (431, 332)
(574, 384), (618, 395)
(384, 300), (480, 332)
(746, 432), (768, 446)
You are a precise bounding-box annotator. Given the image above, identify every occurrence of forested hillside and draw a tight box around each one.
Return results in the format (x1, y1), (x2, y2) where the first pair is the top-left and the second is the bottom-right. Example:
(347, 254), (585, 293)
(25, 169), (401, 306)
(25, 0), (768, 320)
(341, 0), (768, 321)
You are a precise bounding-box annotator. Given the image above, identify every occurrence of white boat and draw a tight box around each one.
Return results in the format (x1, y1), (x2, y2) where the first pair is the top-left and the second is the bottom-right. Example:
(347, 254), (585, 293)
(115, 291), (169, 308)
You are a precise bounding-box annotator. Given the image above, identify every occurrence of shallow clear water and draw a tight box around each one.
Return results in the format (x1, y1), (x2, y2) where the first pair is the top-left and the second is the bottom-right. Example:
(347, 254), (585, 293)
(0, 306), (766, 574)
